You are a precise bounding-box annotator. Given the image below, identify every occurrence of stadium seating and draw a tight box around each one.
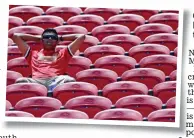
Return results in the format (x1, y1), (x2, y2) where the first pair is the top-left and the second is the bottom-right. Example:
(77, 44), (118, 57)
(139, 55), (177, 76)
(174, 47), (178, 56)
(6, 111), (35, 117)
(15, 97), (62, 117)
(169, 70), (177, 81)
(94, 108), (143, 121)
(128, 44), (170, 62)
(8, 46), (22, 61)
(53, 82), (98, 104)
(115, 95), (163, 117)
(65, 95), (112, 118)
(6, 100), (12, 111)
(9, 6), (44, 22)
(7, 70), (23, 86)
(84, 45), (125, 63)
(121, 68), (166, 89)
(107, 14), (146, 31)
(144, 33), (178, 51)
(153, 81), (176, 103)
(134, 23), (173, 40)
(166, 97), (176, 108)
(8, 38), (14, 46)
(161, 10), (179, 13)
(6, 83), (48, 106)
(67, 14), (105, 32)
(102, 81), (148, 104)
(148, 108), (175, 122)
(101, 34), (141, 51)
(54, 25), (88, 35)
(92, 24), (130, 41)
(9, 16), (24, 30)
(94, 55), (137, 76)
(37, 6), (52, 12)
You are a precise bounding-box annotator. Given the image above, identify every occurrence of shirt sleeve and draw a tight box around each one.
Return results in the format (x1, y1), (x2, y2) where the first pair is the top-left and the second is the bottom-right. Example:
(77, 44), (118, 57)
(60, 46), (74, 61)
(24, 47), (32, 64)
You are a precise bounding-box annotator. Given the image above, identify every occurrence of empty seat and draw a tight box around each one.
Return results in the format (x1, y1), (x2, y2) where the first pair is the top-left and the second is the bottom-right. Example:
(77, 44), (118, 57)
(169, 70), (177, 81)
(103, 81), (148, 104)
(46, 7), (82, 21)
(9, 6), (44, 22)
(65, 95), (112, 118)
(149, 13), (178, 30)
(6, 100), (12, 111)
(107, 14), (145, 31)
(153, 81), (176, 103)
(42, 109), (89, 119)
(54, 25), (88, 35)
(8, 46), (22, 61)
(161, 10), (179, 14)
(101, 34), (141, 51)
(7, 83), (48, 106)
(94, 108), (143, 121)
(174, 47), (177, 56)
(121, 68), (165, 89)
(134, 23), (173, 40)
(27, 15), (64, 29)
(6, 111), (34, 117)
(84, 45), (125, 63)
(37, 6), (52, 12)
(66, 56), (92, 78)
(53, 82), (98, 104)
(8, 38), (14, 46)
(144, 33), (178, 51)
(84, 8), (121, 21)
(67, 14), (104, 32)
(166, 97), (176, 108)
(128, 44), (170, 62)
(115, 95), (163, 117)
(9, 5), (21, 9)
(92, 24), (130, 41)
(15, 97), (62, 117)
(7, 70), (22, 86)
(94, 55), (137, 76)
(122, 9), (158, 20)
(7, 57), (31, 77)
(9, 16), (23, 30)
(139, 55), (177, 76)
(148, 108), (175, 122)
(76, 68), (118, 90)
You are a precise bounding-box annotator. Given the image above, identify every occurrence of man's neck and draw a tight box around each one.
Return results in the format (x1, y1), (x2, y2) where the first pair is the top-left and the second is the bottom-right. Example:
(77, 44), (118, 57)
(42, 49), (56, 56)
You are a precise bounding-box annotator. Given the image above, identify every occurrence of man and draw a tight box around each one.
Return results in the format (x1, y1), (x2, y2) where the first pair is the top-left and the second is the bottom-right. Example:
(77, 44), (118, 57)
(12, 28), (86, 93)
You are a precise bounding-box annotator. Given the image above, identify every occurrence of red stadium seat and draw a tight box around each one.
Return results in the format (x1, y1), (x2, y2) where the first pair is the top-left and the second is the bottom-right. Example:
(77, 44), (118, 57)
(8, 46), (22, 61)
(76, 68), (118, 90)
(6, 83), (48, 106)
(139, 55), (177, 76)
(149, 13), (178, 30)
(144, 33), (178, 51)
(153, 81), (176, 103)
(101, 34), (141, 51)
(121, 68), (165, 89)
(148, 108), (175, 122)
(67, 56), (92, 78)
(122, 9), (158, 20)
(94, 55), (137, 76)
(65, 95), (112, 118)
(161, 10), (179, 14)
(37, 6), (52, 12)
(7, 70), (23, 86)
(169, 70), (177, 81)
(6, 111), (34, 117)
(8, 38), (14, 46)
(102, 81), (148, 104)
(84, 45), (125, 63)
(9, 16), (23, 30)
(67, 14), (104, 32)
(46, 7), (82, 21)
(166, 97), (176, 108)
(94, 108), (143, 121)
(107, 14), (145, 31)
(7, 57), (31, 77)
(27, 15), (64, 29)
(9, 5), (21, 9)
(15, 97), (62, 117)
(53, 82), (98, 105)
(9, 6), (44, 22)
(6, 100), (12, 111)
(115, 95), (163, 117)
(84, 8), (121, 21)
(128, 44), (170, 62)
(42, 110), (89, 119)
(54, 25), (88, 35)
(174, 47), (177, 56)
(92, 24), (130, 41)
(134, 23), (173, 40)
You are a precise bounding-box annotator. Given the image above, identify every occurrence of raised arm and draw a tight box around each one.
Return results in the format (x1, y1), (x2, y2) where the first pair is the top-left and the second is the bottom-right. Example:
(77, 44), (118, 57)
(12, 33), (41, 56)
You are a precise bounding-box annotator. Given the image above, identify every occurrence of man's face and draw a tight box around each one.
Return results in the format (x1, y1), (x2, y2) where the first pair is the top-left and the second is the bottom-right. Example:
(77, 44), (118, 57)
(42, 32), (58, 50)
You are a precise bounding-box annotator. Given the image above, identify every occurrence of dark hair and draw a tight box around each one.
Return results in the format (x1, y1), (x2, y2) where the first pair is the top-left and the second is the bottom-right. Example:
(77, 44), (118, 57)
(42, 28), (58, 40)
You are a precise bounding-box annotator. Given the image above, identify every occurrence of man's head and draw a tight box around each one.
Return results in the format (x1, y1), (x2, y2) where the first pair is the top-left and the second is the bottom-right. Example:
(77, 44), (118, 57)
(42, 28), (59, 50)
